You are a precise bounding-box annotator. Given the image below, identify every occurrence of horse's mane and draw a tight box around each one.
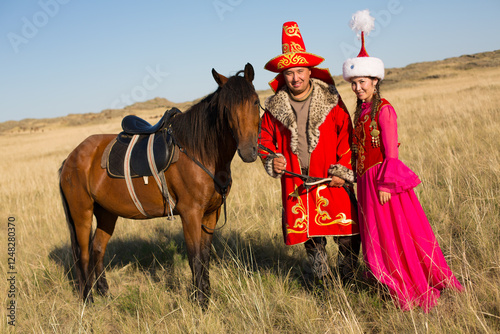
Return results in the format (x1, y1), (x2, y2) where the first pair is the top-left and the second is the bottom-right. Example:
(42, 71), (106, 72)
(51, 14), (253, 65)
(170, 71), (255, 163)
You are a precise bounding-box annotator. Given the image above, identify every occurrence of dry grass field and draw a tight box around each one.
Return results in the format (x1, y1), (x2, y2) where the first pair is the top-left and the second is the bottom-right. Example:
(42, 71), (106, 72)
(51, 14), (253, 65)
(1, 50), (499, 333)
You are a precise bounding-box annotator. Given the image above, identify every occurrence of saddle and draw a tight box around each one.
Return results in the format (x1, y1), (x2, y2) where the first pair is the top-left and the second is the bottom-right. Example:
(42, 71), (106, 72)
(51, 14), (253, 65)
(101, 108), (181, 218)
(102, 108), (181, 178)
(121, 107), (178, 135)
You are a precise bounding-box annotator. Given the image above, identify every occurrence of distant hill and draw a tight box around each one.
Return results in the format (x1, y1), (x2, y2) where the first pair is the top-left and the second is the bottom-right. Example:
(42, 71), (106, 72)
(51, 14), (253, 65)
(1, 49), (498, 135)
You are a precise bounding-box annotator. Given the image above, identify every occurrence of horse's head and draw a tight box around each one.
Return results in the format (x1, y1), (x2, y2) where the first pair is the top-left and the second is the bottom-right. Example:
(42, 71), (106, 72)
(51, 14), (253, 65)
(212, 63), (260, 163)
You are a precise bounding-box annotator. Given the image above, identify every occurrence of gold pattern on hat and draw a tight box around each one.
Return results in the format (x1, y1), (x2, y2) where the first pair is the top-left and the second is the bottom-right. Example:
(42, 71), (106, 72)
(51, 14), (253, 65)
(282, 41), (306, 54)
(277, 54), (308, 69)
(284, 24), (301, 38)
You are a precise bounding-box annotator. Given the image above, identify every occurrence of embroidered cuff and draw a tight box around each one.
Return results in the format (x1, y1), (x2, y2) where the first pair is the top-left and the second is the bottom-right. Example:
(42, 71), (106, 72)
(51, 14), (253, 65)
(264, 153), (285, 178)
(328, 164), (355, 184)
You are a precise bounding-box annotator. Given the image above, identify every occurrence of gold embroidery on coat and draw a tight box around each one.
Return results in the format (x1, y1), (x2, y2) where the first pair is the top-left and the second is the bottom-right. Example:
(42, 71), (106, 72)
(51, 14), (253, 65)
(289, 186), (307, 234)
(314, 185), (354, 226)
(314, 185), (331, 224)
(354, 114), (369, 176)
(316, 212), (354, 226)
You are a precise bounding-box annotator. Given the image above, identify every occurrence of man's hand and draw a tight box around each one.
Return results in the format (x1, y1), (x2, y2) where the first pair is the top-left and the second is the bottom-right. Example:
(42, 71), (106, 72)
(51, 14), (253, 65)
(329, 176), (345, 187)
(273, 156), (286, 174)
(378, 191), (391, 205)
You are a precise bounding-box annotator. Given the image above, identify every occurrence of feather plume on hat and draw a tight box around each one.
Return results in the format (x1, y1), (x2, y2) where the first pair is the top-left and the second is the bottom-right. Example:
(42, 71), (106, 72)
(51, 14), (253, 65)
(350, 9), (375, 38)
(342, 9), (385, 81)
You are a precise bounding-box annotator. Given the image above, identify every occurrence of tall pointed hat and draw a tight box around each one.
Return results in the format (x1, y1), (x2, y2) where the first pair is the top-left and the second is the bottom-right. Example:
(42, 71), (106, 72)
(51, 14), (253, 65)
(342, 10), (385, 81)
(265, 21), (335, 92)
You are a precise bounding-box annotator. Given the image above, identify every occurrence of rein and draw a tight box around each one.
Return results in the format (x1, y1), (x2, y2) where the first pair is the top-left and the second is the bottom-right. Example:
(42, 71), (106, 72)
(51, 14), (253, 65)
(258, 144), (331, 185)
(169, 129), (230, 233)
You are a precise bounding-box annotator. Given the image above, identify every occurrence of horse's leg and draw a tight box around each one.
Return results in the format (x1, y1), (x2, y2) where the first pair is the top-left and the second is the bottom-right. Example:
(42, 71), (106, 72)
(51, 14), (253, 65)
(198, 212), (218, 303)
(92, 204), (118, 297)
(181, 209), (217, 309)
(60, 177), (94, 303)
(71, 205), (96, 303)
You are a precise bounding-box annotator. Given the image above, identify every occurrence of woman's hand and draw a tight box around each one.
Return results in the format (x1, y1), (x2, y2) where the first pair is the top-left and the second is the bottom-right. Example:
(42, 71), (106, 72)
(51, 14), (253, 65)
(378, 191), (391, 205)
(272, 156), (286, 174)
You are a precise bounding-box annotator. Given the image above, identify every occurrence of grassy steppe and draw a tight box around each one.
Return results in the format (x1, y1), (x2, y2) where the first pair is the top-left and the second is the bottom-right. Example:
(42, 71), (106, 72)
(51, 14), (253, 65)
(1, 51), (499, 333)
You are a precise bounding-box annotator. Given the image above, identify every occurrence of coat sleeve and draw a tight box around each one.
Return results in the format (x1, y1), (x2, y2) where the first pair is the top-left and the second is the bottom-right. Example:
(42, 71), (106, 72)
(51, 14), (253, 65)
(376, 105), (421, 193)
(258, 110), (285, 178)
(328, 98), (355, 184)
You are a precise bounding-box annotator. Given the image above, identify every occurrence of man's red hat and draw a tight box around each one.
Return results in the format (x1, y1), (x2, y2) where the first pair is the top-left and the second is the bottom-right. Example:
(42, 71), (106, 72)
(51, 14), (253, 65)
(265, 21), (335, 92)
(265, 21), (324, 72)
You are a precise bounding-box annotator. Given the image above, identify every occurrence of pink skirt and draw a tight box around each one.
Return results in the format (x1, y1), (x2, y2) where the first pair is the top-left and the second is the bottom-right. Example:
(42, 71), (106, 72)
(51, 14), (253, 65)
(357, 163), (464, 312)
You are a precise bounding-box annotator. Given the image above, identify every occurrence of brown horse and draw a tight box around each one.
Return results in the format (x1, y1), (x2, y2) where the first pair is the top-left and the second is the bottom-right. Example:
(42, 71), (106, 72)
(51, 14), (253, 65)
(59, 63), (260, 308)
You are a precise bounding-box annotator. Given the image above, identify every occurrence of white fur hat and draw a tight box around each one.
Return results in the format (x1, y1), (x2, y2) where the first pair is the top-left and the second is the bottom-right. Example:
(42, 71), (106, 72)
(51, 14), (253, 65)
(342, 10), (385, 81)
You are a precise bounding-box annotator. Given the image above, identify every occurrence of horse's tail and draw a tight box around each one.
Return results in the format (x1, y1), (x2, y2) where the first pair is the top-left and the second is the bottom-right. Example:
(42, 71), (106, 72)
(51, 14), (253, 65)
(58, 160), (85, 288)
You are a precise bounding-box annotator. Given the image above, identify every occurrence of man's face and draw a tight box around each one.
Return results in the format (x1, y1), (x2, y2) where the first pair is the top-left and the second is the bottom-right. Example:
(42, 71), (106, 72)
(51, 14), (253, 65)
(282, 67), (311, 98)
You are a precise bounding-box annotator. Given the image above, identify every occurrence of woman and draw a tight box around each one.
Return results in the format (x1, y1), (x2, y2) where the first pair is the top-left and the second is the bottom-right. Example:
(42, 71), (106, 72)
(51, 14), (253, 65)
(343, 10), (464, 312)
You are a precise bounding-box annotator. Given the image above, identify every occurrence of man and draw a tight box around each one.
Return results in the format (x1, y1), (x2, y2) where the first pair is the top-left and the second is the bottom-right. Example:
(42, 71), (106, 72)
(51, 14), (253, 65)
(259, 21), (360, 284)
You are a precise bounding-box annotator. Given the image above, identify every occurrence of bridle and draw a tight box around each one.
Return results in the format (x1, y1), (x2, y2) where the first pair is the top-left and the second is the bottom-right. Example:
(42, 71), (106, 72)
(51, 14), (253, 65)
(168, 128), (231, 234)
(257, 144), (332, 187)
(168, 101), (257, 234)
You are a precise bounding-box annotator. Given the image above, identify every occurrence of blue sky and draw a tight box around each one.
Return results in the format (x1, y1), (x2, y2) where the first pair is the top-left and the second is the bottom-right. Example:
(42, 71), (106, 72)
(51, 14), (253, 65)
(1, 0), (499, 122)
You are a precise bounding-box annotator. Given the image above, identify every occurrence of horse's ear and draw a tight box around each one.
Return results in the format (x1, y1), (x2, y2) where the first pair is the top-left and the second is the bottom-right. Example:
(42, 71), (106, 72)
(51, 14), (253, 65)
(212, 68), (228, 87)
(244, 63), (254, 83)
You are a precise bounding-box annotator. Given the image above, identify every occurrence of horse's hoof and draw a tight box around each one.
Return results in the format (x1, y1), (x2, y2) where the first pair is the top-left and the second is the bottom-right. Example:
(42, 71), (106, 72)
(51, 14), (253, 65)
(189, 291), (209, 310)
(96, 285), (109, 297)
(84, 294), (94, 304)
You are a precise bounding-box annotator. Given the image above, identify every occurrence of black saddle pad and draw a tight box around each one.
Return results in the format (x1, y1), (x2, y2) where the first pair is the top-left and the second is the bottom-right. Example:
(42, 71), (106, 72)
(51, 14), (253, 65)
(106, 129), (172, 178)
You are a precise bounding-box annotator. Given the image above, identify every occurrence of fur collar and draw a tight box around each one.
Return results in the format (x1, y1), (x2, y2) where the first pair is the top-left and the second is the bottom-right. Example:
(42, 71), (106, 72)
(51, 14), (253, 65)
(264, 78), (340, 154)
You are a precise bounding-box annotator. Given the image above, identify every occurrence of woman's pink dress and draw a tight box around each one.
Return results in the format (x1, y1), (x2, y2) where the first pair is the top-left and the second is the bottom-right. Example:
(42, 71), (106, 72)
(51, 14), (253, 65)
(357, 102), (463, 313)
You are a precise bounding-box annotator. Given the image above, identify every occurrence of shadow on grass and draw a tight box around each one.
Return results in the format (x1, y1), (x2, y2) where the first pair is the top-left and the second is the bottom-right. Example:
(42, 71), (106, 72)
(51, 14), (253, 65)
(211, 229), (373, 294)
(49, 223), (188, 293)
(48, 219), (370, 300)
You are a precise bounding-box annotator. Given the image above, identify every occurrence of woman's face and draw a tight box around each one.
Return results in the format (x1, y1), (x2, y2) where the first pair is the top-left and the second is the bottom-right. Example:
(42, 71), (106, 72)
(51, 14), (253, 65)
(351, 77), (378, 102)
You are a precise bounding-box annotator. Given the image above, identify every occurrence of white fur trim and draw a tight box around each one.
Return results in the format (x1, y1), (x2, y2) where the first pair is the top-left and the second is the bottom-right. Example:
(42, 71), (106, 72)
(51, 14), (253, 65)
(342, 57), (384, 81)
(264, 78), (339, 155)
